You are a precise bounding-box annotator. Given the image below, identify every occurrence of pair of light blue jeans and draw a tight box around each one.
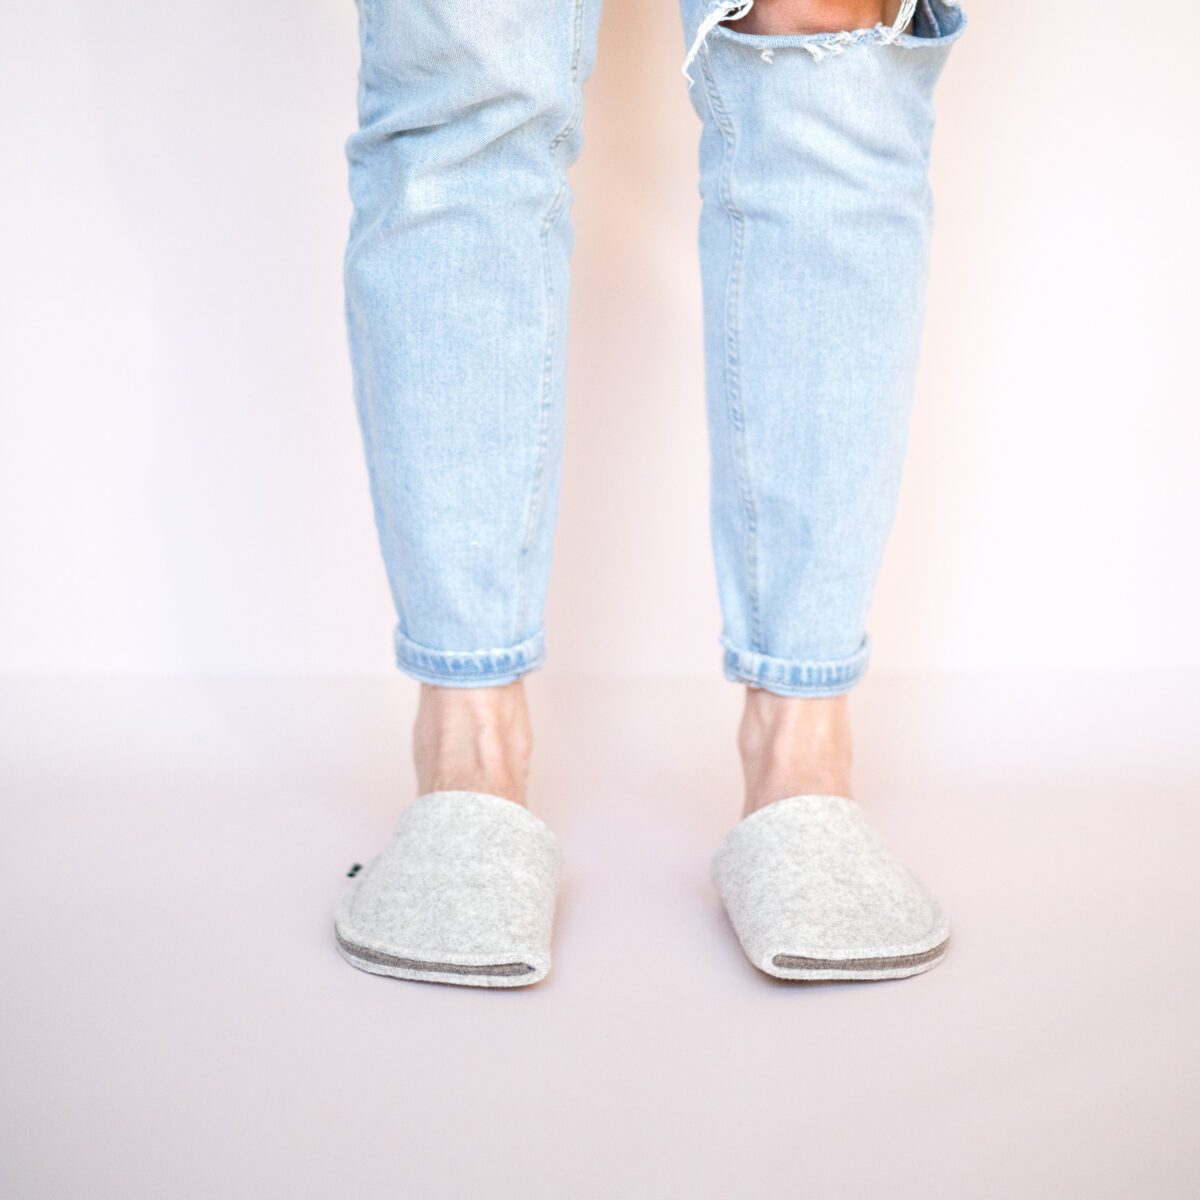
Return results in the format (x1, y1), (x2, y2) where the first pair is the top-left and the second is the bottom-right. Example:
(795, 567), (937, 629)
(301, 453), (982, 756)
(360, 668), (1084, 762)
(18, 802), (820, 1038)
(344, 0), (967, 696)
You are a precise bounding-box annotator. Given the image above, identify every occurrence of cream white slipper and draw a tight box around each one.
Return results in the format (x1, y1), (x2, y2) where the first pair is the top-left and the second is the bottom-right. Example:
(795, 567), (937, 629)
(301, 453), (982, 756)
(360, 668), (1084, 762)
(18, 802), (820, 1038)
(335, 790), (560, 988)
(713, 794), (950, 981)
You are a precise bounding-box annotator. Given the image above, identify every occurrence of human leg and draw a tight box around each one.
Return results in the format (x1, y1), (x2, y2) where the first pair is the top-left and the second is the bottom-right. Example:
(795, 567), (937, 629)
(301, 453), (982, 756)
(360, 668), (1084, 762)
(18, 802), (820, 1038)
(681, 0), (966, 978)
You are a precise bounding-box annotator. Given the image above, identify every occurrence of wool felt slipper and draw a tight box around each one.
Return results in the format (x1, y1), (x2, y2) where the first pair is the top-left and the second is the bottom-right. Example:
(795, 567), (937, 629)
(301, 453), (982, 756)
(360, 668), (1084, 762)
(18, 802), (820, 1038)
(713, 794), (949, 981)
(335, 790), (560, 988)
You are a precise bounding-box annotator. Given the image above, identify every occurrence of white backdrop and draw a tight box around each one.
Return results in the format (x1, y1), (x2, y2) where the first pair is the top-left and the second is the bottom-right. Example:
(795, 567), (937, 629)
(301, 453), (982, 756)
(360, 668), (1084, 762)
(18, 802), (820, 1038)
(2, 0), (1197, 678)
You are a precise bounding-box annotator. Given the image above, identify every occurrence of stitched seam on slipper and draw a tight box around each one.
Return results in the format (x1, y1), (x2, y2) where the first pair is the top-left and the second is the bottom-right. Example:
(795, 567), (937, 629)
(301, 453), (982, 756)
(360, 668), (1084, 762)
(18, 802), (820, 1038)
(336, 931), (534, 976)
(772, 938), (949, 971)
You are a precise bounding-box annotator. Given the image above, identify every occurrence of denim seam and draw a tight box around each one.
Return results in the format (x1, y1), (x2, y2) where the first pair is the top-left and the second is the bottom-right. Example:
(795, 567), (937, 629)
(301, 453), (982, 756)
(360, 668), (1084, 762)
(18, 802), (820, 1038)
(698, 49), (763, 653)
(514, 0), (585, 646)
(345, 2), (409, 652)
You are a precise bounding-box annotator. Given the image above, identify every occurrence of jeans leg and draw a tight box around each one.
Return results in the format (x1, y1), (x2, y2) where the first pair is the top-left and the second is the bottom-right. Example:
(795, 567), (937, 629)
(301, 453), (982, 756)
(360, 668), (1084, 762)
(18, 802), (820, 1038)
(345, 0), (602, 686)
(679, 0), (967, 697)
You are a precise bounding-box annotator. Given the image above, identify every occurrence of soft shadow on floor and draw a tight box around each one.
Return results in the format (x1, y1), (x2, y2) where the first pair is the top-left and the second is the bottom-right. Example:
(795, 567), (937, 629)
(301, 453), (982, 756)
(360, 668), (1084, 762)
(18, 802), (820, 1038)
(2, 670), (1198, 1199)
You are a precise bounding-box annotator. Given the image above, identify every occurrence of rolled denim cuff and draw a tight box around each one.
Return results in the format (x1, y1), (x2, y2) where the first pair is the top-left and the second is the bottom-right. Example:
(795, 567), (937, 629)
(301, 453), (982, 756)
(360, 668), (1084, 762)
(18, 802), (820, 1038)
(721, 635), (870, 698)
(394, 627), (545, 687)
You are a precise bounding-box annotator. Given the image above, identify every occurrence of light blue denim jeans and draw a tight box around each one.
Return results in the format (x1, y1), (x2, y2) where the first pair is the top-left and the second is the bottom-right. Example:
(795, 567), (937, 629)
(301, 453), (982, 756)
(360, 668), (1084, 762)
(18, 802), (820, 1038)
(344, 0), (967, 696)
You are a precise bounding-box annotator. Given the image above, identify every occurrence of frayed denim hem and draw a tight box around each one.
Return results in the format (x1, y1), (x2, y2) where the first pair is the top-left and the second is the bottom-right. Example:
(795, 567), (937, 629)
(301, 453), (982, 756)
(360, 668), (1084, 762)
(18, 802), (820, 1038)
(721, 635), (870, 697)
(684, 0), (966, 80)
(394, 627), (545, 687)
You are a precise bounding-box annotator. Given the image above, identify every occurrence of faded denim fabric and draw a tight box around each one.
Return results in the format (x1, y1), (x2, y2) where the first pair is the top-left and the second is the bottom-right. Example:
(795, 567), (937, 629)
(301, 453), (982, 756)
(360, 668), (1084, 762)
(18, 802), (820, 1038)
(344, 0), (966, 696)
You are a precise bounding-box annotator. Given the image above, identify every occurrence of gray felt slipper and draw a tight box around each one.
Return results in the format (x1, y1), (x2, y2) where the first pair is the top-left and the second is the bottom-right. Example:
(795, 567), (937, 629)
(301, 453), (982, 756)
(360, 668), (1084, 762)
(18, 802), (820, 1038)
(335, 790), (560, 988)
(712, 794), (950, 982)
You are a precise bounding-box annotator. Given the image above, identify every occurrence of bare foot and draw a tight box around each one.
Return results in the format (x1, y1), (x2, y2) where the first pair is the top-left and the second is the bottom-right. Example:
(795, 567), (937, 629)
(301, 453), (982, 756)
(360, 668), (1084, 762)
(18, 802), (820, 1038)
(412, 680), (533, 806)
(738, 687), (853, 818)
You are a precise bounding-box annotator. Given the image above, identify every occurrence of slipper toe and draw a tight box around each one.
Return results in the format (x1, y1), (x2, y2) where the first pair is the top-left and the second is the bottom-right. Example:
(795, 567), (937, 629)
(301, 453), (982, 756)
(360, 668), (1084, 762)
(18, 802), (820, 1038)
(713, 794), (949, 981)
(335, 790), (560, 988)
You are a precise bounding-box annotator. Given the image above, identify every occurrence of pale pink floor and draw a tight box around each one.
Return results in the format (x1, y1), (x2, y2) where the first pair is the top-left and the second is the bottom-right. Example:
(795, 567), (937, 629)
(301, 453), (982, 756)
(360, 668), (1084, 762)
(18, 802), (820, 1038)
(2, 672), (1197, 1198)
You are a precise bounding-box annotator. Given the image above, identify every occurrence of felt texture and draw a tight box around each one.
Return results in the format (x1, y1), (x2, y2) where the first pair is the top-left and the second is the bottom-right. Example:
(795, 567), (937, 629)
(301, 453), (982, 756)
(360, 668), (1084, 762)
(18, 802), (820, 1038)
(713, 794), (950, 981)
(335, 790), (560, 988)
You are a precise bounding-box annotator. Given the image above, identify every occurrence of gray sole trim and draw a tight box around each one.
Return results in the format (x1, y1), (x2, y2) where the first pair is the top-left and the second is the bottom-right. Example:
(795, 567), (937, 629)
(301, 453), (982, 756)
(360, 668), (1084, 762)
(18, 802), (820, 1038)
(773, 937), (950, 973)
(336, 931), (534, 977)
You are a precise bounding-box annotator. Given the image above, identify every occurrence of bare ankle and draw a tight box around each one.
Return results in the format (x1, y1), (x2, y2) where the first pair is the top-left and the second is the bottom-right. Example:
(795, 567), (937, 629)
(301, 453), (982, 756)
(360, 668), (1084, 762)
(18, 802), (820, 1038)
(738, 688), (854, 817)
(413, 681), (533, 805)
